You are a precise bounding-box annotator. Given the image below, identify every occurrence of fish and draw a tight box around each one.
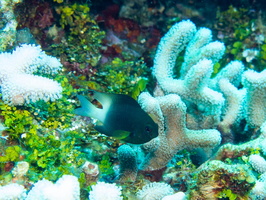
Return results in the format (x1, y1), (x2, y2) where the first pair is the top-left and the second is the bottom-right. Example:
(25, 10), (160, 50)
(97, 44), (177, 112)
(74, 90), (158, 144)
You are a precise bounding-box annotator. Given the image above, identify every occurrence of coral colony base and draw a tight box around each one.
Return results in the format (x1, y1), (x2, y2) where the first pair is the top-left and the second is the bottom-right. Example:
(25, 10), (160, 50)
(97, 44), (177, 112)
(1, 19), (266, 199)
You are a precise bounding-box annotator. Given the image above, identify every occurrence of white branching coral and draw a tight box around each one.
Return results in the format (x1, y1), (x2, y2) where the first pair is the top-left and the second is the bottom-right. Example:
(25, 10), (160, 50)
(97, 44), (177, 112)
(162, 192), (186, 200)
(0, 183), (27, 200)
(138, 92), (221, 171)
(89, 182), (123, 200)
(26, 175), (80, 200)
(242, 69), (266, 127)
(250, 173), (266, 199)
(249, 154), (266, 174)
(0, 44), (62, 105)
(153, 20), (225, 117)
(133, 20), (266, 174)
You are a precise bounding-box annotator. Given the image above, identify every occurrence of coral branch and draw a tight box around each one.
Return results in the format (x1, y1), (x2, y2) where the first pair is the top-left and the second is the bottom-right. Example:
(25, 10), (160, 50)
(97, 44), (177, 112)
(138, 92), (221, 171)
(0, 44), (62, 105)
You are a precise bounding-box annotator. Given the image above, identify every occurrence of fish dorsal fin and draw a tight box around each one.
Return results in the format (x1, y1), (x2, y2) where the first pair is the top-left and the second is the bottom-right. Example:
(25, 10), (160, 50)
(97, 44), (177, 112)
(92, 90), (140, 108)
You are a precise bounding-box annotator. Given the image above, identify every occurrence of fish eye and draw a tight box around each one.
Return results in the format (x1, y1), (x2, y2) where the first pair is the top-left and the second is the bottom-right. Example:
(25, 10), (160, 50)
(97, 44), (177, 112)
(145, 126), (152, 133)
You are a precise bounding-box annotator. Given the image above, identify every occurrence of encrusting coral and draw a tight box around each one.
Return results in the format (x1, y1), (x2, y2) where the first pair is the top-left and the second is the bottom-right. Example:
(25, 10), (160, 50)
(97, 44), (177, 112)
(190, 120), (266, 199)
(81, 161), (99, 186)
(190, 160), (256, 199)
(0, 44), (62, 105)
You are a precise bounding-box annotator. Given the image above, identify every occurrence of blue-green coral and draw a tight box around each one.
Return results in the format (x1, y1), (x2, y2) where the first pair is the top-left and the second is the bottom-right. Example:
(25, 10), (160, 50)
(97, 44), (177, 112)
(117, 144), (137, 182)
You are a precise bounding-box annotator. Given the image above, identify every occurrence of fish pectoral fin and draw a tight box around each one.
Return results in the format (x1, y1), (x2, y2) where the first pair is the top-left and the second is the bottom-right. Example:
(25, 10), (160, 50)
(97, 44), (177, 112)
(111, 130), (131, 140)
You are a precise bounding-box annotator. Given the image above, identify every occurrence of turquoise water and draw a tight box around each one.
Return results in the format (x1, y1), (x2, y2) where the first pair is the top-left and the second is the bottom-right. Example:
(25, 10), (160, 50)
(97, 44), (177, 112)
(0, 0), (266, 199)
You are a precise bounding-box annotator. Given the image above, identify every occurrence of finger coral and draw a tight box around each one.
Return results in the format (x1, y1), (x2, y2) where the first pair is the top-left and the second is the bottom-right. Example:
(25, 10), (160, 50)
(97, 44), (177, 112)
(138, 92), (221, 171)
(134, 19), (266, 177)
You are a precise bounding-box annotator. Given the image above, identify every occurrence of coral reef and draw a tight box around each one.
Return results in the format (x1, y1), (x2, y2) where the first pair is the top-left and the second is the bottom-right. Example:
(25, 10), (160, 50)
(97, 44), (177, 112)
(0, 0), (22, 51)
(132, 19), (266, 176)
(108, 18), (266, 199)
(117, 144), (138, 182)
(53, 3), (105, 66)
(0, 69), (86, 185)
(0, 183), (26, 200)
(2, 1), (266, 199)
(189, 123), (266, 199)
(0, 44), (62, 105)
(138, 92), (221, 171)
(190, 160), (256, 199)
(89, 182), (123, 200)
(162, 192), (186, 200)
(81, 161), (99, 186)
(136, 182), (174, 200)
(26, 175), (80, 200)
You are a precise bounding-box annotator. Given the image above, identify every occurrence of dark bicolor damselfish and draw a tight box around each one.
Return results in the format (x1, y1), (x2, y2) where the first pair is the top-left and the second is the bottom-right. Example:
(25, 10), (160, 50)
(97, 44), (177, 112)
(75, 90), (158, 144)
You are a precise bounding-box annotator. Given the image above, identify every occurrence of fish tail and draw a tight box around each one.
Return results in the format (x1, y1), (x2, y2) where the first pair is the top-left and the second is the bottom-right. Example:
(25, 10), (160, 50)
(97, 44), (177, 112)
(75, 95), (99, 117)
